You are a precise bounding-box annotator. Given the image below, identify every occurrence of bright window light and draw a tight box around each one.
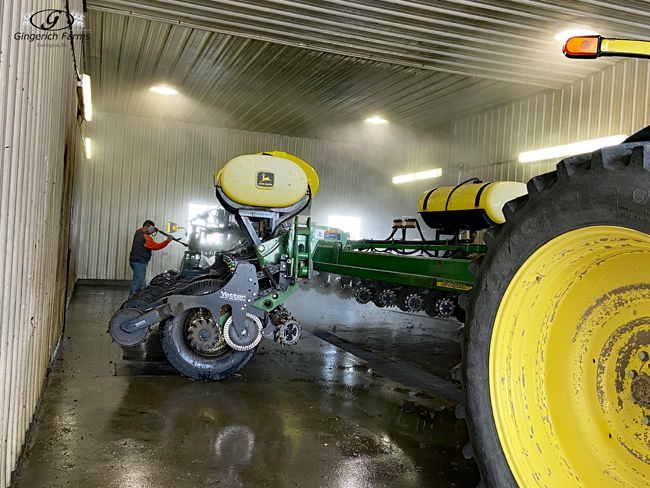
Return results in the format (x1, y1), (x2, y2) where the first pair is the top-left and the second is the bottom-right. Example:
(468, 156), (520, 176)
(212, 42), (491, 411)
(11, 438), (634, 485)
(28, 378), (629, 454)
(189, 204), (208, 222)
(415, 168), (443, 180)
(327, 215), (361, 240)
(555, 27), (599, 44)
(188, 204), (227, 244)
(84, 138), (91, 159)
(82, 74), (92, 121)
(393, 174), (415, 184)
(365, 116), (388, 125)
(519, 135), (628, 163)
(150, 86), (178, 95)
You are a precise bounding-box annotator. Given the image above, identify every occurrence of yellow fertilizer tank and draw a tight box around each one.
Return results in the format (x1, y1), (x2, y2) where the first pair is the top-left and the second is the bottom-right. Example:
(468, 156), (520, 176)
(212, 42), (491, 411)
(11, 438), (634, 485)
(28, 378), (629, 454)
(217, 153), (319, 209)
(418, 181), (527, 231)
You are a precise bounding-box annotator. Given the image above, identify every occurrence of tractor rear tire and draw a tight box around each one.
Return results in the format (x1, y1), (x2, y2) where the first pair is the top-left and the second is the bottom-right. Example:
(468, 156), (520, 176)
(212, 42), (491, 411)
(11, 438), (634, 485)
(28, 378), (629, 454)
(460, 142), (650, 487)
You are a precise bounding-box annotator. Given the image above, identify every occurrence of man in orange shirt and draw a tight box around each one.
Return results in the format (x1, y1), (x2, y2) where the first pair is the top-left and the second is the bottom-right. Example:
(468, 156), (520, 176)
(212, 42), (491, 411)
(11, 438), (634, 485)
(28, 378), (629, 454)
(129, 220), (173, 296)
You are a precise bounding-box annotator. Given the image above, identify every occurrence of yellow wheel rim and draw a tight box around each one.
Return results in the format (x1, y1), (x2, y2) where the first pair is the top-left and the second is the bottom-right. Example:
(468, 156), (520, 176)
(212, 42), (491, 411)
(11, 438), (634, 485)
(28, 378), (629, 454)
(491, 226), (650, 487)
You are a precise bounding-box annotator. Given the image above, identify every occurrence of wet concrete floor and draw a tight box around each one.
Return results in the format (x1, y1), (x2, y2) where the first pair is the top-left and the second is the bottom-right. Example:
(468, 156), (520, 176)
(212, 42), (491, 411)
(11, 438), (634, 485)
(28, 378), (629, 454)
(12, 286), (480, 488)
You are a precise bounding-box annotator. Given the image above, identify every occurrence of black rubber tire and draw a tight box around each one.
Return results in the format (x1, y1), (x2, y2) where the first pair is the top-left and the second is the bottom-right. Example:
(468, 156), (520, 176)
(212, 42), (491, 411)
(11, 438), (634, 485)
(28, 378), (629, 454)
(459, 141), (650, 487)
(423, 289), (443, 317)
(396, 287), (412, 312)
(120, 297), (150, 310)
(453, 303), (465, 323)
(160, 311), (257, 381)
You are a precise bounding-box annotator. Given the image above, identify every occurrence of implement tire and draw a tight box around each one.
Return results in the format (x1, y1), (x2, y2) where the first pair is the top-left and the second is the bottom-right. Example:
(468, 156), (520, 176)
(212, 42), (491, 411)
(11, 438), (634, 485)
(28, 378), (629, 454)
(160, 311), (256, 381)
(160, 279), (256, 380)
(460, 142), (650, 487)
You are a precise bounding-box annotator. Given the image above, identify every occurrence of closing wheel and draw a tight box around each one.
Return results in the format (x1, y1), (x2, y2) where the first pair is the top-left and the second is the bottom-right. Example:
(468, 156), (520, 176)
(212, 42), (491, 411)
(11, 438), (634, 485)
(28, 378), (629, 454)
(461, 142), (650, 487)
(108, 308), (148, 346)
(223, 313), (263, 352)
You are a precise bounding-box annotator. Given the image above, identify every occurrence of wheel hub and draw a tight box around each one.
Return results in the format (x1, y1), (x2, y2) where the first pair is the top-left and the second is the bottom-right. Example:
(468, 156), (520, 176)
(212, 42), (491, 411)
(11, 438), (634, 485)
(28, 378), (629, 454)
(187, 317), (222, 354)
(379, 289), (397, 307)
(631, 373), (650, 408)
(275, 318), (301, 346)
(339, 283), (354, 299)
(436, 297), (455, 317)
(406, 294), (424, 312)
(355, 287), (372, 304)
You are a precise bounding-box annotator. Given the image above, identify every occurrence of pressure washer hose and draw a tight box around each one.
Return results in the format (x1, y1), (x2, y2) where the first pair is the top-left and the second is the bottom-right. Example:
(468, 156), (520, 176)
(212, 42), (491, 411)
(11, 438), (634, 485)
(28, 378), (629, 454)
(153, 227), (189, 248)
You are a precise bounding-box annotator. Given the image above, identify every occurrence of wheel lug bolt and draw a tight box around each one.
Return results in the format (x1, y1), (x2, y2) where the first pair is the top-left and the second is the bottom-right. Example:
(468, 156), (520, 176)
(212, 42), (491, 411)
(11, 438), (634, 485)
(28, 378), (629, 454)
(629, 370), (638, 379)
(643, 416), (650, 426)
(639, 351), (649, 362)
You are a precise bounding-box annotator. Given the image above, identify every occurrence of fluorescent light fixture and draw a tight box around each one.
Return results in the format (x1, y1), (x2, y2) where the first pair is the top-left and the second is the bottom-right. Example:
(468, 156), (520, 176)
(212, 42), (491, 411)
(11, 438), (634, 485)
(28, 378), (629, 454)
(393, 174), (415, 184)
(393, 168), (442, 184)
(365, 116), (388, 125)
(82, 74), (92, 121)
(555, 27), (599, 44)
(415, 168), (443, 180)
(149, 86), (178, 95)
(84, 138), (91, 159)
(519, 134), (628, 163)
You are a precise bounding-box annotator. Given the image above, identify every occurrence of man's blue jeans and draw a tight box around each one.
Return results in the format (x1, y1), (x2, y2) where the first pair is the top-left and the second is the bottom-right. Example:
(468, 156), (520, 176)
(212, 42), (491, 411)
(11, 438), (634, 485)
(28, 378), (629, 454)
(129, 262), (148, 296)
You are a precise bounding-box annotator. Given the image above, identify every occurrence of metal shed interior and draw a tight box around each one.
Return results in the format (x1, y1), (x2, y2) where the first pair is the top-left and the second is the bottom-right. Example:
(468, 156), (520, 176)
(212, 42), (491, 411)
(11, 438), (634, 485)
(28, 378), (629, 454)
(3, 1), (650, 487)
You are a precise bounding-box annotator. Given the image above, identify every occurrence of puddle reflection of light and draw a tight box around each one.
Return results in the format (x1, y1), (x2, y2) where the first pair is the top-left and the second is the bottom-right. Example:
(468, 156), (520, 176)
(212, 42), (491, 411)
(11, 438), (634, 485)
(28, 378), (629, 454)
(321, 346), (363, 389)
(334, 457), (372, 488)
(342, 364), (360, 388)
(114, 440), (155, 488)
(321, 346), (341, 383)
(213, 425), (255, 463)
(332, 434), (419, 488)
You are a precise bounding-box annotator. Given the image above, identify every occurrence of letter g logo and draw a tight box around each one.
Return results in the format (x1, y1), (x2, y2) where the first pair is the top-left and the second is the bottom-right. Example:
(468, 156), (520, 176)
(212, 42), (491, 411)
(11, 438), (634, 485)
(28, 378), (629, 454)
(29, 10), (75, 31)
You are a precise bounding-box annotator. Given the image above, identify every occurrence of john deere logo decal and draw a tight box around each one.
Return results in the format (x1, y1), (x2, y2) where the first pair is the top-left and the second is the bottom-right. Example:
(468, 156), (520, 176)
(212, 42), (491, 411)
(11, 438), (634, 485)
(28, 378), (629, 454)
(257, 171), (274, 188)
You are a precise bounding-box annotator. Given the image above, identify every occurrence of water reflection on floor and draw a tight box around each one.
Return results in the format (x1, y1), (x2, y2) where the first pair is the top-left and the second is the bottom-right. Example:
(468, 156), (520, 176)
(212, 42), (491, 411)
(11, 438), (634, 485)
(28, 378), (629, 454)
(12, 286), (480, 488)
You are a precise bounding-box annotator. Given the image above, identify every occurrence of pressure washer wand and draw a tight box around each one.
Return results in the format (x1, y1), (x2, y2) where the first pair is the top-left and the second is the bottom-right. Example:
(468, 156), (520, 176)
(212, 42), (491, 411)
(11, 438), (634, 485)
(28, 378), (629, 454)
(154, 227), (189, 247)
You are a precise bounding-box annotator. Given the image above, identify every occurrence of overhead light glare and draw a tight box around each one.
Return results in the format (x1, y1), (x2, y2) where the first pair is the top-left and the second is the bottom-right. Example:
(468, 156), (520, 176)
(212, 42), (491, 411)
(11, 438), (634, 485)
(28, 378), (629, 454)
(82, 74), (92, 121)
(149, 86), (178, 95)
(394, 168), (442, 184)
(415, 169), (443, 180)
(393, 174), (415, 184)
(365, 116), (388, 125)
(519, 134), (628, 163)
(555, 27), (599, 44)
(85, 138), (91, 159)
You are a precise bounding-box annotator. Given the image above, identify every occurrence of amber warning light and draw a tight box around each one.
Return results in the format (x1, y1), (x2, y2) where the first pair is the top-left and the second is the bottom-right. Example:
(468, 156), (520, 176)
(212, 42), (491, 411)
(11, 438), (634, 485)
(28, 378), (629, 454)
(563, 36), (600, 58)
(563, 36), (650, 59)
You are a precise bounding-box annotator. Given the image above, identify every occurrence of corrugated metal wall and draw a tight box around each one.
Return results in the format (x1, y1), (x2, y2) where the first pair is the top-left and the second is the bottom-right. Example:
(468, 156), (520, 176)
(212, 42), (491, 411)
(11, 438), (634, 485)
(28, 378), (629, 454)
(78, 113), (444, 280)
(0, 1), (82, 486)
(449, 58), (650, 185)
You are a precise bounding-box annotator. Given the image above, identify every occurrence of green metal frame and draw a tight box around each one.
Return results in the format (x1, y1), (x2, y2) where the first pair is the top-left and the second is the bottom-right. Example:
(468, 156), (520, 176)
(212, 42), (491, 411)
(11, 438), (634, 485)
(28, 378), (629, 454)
(312, 241), (475, 292)
(272, 218), (482, 294)
(251, 283), (300, 312)
(188, 216), (480, 318)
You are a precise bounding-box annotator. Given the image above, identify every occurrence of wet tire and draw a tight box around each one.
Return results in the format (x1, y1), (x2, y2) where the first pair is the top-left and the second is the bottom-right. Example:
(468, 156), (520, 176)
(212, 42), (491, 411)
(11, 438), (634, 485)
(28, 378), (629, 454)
(423, 290), (443, 317)
(460, 142), (650, 487)
(160, 311), (257, 381)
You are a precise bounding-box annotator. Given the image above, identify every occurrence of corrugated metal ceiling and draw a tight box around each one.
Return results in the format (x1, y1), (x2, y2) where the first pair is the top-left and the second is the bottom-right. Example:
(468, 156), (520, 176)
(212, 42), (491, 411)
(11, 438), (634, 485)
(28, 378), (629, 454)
(84, 1), (650, 138)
